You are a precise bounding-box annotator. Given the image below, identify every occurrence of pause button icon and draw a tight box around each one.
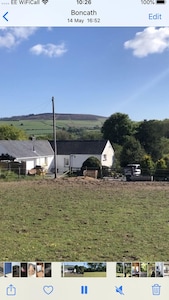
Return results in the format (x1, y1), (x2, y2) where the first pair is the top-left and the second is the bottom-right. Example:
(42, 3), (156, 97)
(81, 286), (88, 294)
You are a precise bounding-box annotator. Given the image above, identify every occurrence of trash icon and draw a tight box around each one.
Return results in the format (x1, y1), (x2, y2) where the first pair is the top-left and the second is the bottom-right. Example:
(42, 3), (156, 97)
(152, 284), (161, 295)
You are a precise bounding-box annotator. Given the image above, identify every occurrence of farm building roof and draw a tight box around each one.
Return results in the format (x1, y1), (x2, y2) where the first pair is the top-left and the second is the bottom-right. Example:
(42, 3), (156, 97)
(49, 140), (110, 155)
(0, 140), (54, 159)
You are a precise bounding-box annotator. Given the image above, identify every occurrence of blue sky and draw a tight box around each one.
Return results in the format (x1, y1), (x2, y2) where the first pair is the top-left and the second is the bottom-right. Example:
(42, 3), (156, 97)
(0, 27), (169, 121)
(63, 262), (105, 267)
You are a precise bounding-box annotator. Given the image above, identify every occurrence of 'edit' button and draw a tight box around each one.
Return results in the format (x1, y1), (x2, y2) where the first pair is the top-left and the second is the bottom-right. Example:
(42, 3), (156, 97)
(149, 13), (162, 20)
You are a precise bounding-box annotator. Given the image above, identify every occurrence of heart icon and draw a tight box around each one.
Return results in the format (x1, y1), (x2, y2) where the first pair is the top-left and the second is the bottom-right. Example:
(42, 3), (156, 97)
(43, 285), (54, 295)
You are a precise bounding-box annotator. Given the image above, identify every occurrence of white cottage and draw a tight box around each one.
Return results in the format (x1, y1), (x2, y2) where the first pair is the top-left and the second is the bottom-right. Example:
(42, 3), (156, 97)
(0, 140), (54, 173)
(49, 140), (114, 174)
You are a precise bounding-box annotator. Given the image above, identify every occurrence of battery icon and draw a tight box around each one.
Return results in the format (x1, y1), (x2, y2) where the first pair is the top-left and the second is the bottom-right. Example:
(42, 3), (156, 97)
(156, 0), (165, 3)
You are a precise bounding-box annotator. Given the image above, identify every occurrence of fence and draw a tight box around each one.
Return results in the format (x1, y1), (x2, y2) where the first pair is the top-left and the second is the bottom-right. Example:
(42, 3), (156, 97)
(0, 161), (26, 177)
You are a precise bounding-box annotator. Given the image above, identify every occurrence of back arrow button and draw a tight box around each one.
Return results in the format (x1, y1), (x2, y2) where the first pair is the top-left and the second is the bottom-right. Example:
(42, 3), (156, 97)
(3, 12), (8, 22)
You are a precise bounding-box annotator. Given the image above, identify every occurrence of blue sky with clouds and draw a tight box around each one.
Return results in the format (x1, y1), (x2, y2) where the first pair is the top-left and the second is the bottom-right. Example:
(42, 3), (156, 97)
(0, 27), (169, 121)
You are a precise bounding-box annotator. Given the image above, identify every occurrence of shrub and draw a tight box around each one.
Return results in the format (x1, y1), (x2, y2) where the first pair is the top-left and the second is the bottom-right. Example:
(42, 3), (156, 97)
(81, 156), (102, 177)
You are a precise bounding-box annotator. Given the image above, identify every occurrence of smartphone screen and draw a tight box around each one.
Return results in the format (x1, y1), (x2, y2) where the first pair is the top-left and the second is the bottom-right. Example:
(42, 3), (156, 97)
(0, 1), (168, 299)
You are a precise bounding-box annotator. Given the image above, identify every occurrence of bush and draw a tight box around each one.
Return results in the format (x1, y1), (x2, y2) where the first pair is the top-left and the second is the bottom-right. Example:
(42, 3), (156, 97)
(140, 155), (155, 175)
(0, 170), (18, 180)
(154, 158), (169, 181)
(81, 156), (101, 170)
(81, 156), (102, 178)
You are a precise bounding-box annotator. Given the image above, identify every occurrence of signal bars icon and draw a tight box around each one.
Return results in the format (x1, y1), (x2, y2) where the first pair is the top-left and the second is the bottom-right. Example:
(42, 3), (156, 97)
(42, 0), (48, 4)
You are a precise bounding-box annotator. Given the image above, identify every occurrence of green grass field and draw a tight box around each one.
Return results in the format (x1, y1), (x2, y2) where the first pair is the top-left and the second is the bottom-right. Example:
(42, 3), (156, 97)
(0, 118), (106, 136)
(64, 272), (106, 277)
(83, 271), (106, 277)
(0, 178), (169, 261)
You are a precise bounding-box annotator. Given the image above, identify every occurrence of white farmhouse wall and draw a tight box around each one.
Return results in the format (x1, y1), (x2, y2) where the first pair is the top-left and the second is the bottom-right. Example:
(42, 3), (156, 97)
(57, 155), (70, 173)
(18, 159), (35, 172)
(16, 155), (54, 173)
(70, 154), (101, 170)
(101, 140), (114, 167)
(56, 154), (101, 173)
(37, 156), (53, 171)
(46, 156), (54, 171)
(35, 156), (53, 170)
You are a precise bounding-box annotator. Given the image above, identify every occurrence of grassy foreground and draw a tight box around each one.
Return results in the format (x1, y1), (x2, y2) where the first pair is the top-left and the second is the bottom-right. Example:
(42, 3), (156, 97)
(64, 272), (106, 277)
(0, 178), (169, 261)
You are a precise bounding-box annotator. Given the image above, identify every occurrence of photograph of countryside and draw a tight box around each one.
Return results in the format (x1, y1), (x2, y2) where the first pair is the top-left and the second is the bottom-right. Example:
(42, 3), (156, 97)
(61, 262), (106, 277)
(1, 112), (169, 262)
(0, 27), (169, 262)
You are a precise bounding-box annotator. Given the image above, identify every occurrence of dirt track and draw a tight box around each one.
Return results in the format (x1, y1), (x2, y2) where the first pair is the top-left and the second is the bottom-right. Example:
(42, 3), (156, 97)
(0, 176), (169, 191)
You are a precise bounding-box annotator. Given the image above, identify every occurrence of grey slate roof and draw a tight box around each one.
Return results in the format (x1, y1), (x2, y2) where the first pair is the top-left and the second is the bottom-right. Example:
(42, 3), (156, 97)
(0, 140), (54, 159)
(49, 140), (109, 155)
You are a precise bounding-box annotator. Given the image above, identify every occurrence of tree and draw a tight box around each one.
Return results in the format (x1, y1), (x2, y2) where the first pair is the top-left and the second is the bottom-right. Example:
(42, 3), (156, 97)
(154, 158), (168, 180)
(0, 125), (27, 140)
(80, 130), (103, 140)
(87, 263), (98, 271)
(140, 155), (155, 175)
(81, 156), (102, 177)
(101, 113), (134, 145)
(163, 155), (169, 168)
(120, 136), (145, 167)
(156, 158), (167, 169)
(161, 119), (169, 138)
(74, 265), (80, 273)
(112, 143), (123, 172)
(86, 263), (106, 272)
(135, 120), (162, 161)
(78, 266), (84, 274)
(0, 153), (15, 161)
(160, 137), (169, 156)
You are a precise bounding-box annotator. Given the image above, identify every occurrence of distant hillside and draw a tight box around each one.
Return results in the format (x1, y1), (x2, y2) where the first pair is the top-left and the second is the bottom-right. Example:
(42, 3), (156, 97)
(0, 113), (106, 121)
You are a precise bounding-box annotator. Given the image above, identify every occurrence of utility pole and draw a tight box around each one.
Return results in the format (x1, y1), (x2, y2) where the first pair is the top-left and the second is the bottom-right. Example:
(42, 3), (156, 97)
(52, 96), (57, 178)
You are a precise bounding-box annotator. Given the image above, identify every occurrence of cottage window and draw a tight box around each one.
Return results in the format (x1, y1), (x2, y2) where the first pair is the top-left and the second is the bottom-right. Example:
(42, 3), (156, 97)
(64, 158), (69, 167)
(103, 154), (107, 161)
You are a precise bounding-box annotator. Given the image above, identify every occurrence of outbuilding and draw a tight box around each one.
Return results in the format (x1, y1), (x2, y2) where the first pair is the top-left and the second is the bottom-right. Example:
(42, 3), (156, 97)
(0, 140), (54, 174)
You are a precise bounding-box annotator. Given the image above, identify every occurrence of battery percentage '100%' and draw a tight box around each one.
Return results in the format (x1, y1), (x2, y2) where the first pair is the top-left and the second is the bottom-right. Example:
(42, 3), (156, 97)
(141, 0), (155, 4)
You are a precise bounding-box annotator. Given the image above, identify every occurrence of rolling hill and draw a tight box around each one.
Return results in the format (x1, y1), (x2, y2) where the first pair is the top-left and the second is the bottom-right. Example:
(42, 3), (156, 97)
(0, 113), (107, 137)
(0, 113), (106, 121)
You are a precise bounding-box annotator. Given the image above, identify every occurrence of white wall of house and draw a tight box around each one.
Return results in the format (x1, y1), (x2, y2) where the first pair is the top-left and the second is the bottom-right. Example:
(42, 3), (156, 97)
(101, 140), (114, 168)
(45, 156), (54, 171)
(57, 154), (101, 173)
(70, 154), (101, 170)
(24, 159), (35, 172)
(34, 156), (53, 171)
(16, 155), (54, 173)
(57, 155), (70, 173)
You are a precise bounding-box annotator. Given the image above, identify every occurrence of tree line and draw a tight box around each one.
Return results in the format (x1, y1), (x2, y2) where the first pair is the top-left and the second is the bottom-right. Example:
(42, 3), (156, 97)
(74, 263), (106, 274)
(101, 113), (169, 176)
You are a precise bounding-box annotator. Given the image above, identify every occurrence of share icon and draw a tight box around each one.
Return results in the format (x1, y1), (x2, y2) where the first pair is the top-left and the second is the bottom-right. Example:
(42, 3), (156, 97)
(115, 285), (124, 295)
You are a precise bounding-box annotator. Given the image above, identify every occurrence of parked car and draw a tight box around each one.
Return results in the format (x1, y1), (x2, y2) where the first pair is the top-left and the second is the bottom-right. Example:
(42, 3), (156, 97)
(124, 164), (141, 181)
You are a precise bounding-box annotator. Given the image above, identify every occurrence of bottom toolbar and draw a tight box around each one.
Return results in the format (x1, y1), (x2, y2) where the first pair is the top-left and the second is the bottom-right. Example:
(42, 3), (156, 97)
(0, 262), (169, 299)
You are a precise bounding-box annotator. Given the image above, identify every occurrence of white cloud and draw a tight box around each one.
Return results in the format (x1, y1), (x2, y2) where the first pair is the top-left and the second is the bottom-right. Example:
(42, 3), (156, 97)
(124, 27), (169, 57)
(0, 27), (37, 49)
(30, 43), (67, 58)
